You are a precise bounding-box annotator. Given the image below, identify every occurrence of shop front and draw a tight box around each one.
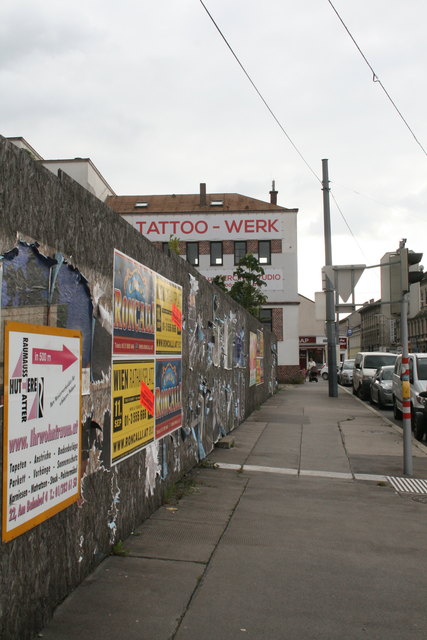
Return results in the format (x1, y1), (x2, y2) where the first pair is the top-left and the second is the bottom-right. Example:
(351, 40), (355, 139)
(299, 335), (348, 371)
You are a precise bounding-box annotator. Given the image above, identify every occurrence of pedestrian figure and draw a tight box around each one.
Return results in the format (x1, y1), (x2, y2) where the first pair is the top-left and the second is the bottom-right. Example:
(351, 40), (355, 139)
(308, 366), (318, 382)
(306, 358), (316, 381)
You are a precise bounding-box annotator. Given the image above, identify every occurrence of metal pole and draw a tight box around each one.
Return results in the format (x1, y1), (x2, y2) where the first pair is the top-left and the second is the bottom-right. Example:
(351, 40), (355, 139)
(322, 159), (338, 397)
(401, 292), (413, 475)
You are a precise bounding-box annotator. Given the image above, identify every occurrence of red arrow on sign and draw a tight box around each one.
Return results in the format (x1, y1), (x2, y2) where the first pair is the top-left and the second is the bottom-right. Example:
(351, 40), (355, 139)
(32, 345), (78, 371)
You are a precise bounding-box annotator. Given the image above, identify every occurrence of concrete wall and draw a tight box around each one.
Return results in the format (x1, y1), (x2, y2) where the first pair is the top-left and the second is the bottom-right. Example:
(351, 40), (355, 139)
(0, 137), (277, 639)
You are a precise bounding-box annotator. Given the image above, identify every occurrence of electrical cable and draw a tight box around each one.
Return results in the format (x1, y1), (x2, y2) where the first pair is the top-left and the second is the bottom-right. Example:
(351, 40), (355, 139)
(198, 0), (321, 184)
(330, 192), (366, 259)
(327, 0), (427, 158)
(199, 1), (360, 257)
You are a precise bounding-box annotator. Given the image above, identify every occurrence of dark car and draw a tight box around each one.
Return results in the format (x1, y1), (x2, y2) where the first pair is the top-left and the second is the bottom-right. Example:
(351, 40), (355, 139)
(414, 391), (427, 441)
(369, 365), (394, 408)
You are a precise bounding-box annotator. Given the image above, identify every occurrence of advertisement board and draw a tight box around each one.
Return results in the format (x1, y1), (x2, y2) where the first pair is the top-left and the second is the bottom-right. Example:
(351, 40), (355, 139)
(111, 251), (184, 465)
(123, 212), (284, 242)
(2, 322), (81, 542)
(201, 268), (283, 292)
(156, 274), (182, 354)
(113, 250), (155, 355)
(249, 332), (257, 387)
(155, 359), (182, 438)
(112, 360), (155, 463)
(256, 330), (265, 385)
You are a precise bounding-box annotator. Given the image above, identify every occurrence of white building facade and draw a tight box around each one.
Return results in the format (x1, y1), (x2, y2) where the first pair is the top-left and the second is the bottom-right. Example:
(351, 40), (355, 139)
(107, 184), (300, 381)
(7, 137), (115, 202)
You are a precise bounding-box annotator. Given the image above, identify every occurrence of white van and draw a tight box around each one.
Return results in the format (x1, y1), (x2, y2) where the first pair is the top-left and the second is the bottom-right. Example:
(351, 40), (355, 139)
(352, 351), (397, 400)
(391, 354), (427, 424)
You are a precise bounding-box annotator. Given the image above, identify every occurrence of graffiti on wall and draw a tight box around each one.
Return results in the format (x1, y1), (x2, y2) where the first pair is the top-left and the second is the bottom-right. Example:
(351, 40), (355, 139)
(249, 331), (257, 387)
(256, 329), (265, 385)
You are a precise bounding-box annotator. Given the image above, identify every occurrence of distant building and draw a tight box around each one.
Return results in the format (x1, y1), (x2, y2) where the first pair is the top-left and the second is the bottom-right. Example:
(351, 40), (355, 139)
(300, 294), (348, 366)
(339, 309), (362, 358)
(358, 300), (395, 352)
(7, 137), (115, 202)
(107, 183), (300, 381)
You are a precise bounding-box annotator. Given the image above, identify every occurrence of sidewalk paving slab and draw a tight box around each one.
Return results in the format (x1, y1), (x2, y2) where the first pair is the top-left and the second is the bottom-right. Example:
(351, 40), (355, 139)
(38, 382), (427, 640)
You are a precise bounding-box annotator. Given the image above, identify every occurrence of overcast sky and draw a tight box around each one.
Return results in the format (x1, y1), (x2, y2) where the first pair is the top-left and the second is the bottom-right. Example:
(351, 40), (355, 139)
(2, 0), (426, 303)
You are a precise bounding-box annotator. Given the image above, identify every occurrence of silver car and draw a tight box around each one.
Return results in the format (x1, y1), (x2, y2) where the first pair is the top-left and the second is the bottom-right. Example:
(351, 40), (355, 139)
(338, 359), (354, 386)
(369, 365), (394, 408)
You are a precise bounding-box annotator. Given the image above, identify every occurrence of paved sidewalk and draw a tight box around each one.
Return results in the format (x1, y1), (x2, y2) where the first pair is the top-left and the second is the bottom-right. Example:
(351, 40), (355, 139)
(39, 382), (427, 640)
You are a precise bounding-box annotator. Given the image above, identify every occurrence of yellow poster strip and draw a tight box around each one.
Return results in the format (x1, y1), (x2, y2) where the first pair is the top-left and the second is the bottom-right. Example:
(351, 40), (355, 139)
(156, 275), (182, 354)
(112, 360), (155, 463)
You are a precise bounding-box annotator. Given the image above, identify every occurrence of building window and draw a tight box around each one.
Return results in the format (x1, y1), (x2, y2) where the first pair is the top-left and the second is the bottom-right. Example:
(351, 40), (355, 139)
(234, 241), (247, 265)
(162, 242), (169, 253)
(258, 240), (271, 265)
(210, 241), (223, 266)
(259, 308), (272, 332)
(187, 242), (199, 266)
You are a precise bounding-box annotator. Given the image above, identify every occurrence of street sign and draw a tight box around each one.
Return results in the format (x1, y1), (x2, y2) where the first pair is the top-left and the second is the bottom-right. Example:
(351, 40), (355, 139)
(322, 265), (365, 302)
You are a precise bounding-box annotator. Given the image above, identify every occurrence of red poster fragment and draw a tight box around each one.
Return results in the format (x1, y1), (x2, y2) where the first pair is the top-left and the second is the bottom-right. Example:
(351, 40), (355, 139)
(140, 380), (154, 415)
(171, 304), (182, 330)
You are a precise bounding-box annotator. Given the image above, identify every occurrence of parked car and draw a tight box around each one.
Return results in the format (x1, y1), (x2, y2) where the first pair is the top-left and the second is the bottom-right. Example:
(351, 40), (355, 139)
(352, 351), (397, 400)
(320, 364), (339, 380)
(369, 365), (394, 408)
(338, 359), (355, 386)
(414, 391), (427, 441)
(392, 353), (427, 429)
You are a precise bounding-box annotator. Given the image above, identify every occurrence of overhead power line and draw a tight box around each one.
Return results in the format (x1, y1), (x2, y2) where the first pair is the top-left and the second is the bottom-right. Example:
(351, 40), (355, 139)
(198, 0), (321, 184)
(327, 0), (427, 158)
(330, 192), (366, 259)
(199, 1), (358, 254)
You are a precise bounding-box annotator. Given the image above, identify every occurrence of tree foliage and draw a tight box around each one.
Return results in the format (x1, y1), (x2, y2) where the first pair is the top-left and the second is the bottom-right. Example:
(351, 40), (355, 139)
(229, 253), (267, 318)
(211, 275), (228, 292)
(168, 234), (180, 255)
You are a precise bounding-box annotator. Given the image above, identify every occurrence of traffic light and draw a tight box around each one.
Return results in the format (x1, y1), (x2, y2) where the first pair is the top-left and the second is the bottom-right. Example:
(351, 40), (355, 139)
(400, 248), (424, 293)
(381, 247), (424, 316)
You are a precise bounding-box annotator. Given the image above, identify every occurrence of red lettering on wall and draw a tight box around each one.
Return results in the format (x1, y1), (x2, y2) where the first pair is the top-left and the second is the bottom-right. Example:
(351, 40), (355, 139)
(224, 220), (243, 233)
(134, 217), (280, 237)
(181, 221), (193, 234)
(147, 221), (160, 234)
(195, 221), (208, 234)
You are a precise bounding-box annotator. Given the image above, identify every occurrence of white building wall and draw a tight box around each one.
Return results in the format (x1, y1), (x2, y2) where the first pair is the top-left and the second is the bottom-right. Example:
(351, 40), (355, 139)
(42, 160), (115, 202)
(280, 305), (300, 365)
(298, 295), (325, 334)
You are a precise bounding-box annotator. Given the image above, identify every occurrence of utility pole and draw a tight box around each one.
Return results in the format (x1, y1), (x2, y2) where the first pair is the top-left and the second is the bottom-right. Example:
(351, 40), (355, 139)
(322, 159), (338, 397)
(398, 238), (414, 475)
(401, 290), (413, 475)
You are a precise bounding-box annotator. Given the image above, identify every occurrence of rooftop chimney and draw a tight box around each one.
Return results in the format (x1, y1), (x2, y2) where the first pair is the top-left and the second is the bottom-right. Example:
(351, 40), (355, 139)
(200, 183), (207, 206)
(269, 180), (278, 205)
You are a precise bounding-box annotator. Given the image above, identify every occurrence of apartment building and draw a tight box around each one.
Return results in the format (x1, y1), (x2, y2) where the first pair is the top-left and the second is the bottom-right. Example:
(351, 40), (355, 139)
(107, 184), (300, 381)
